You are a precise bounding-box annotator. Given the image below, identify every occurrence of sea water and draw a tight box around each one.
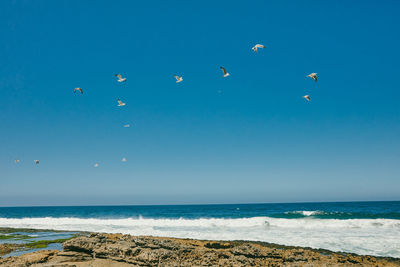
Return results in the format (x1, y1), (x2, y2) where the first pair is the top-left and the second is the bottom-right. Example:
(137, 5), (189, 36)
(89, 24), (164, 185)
(0, 201), (399, 258)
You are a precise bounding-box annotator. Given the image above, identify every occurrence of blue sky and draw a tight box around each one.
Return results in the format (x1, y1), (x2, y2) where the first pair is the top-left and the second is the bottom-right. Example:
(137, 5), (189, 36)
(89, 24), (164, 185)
(1, 0), (399, 206)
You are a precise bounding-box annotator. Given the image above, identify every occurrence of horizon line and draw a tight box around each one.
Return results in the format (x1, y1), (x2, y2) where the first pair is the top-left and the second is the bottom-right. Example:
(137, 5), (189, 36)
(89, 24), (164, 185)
(0, 199), (399, 208)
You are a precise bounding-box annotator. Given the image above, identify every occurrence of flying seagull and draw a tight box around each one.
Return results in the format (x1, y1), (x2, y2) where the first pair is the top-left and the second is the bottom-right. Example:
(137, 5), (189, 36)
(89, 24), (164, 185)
(15, 159), (20, 163)
(115, 74), (127, 82)
(307, 73), (318, 82)
(303, 95), (311, 101)
(122, 157), (127, 162)
(74, 87), (83, 94)
(34, 160), (39, 165)
(123, 124), (130, 128)
(94, 163), (99, 168)
(220, 66), (230, 78)
(117, 99), (126, 107)
(252, 44), (266, 52)
(174, 75), (183, 83)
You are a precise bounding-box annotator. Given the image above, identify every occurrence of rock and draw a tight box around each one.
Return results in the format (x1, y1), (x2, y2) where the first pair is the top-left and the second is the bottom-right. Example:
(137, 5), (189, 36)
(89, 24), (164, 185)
(0, 245), (13, 256)
(0, 244), (24, 256)
(0, 250), (56, 267)
(1, 233), (399, 266)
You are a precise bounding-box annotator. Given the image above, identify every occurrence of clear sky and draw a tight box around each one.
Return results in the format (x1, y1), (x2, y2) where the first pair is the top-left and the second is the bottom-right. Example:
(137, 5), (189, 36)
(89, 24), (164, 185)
(1, 0), (400, 206)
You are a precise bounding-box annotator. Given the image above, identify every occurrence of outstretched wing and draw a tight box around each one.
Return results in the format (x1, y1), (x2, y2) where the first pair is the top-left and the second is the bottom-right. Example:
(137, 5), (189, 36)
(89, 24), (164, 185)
(115, 74), (122, 79)
(220, 66), (227, 75)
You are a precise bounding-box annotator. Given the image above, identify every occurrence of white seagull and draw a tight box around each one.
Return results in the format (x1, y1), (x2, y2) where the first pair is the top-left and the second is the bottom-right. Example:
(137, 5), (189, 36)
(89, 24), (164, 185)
(117, 99), (126, 107)
(115, 74), (127, 82)
(94, 163), (99, 168)
(74, 87), (83, 94)
(220, 66), (230, 77)
(123, 124), (130, 128)
(122, 157), (127, 162)
(15, 159), (20, 163)
(34, 160), (39, 165)
(307, 73), (318, 82)
(303, 95), (311, 101)
(252, 44), (266, 52)
(174, 75), (183, 83)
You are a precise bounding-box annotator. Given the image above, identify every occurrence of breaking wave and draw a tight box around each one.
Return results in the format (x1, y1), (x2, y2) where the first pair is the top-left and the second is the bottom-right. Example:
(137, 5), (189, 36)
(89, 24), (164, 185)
(284, 210), (325, 216)
(277, 210), (400, 219)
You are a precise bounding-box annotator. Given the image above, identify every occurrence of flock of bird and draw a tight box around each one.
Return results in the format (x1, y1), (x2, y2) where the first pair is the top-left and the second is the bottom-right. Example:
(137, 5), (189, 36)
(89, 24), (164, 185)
(14, 43), (318, 167)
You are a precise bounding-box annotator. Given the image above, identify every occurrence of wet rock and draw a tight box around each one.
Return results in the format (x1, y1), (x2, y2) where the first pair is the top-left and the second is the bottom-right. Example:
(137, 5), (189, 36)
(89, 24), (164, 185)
(0, 245), (13, 256)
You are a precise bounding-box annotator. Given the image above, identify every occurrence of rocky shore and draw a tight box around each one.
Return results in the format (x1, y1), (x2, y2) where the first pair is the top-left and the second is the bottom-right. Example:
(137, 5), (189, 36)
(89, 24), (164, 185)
(0, 244), (23, 257)
(1, 233), (399, 266)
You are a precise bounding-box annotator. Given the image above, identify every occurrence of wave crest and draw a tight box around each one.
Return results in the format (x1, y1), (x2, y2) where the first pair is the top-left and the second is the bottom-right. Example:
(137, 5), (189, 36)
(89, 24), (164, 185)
(284, 210), (325, 216)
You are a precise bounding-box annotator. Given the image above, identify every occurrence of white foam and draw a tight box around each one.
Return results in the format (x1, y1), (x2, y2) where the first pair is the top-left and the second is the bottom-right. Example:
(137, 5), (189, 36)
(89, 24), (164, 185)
(0, 217), (399, 258)
(285, 210), (324, 216)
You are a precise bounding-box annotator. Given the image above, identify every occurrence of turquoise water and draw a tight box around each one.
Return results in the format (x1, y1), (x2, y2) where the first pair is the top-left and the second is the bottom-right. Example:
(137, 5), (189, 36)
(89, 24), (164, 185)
(0, 231), (77, 258)
(0, 201), (399, 257)
(3, 242), (63, 258)
(0, 231), (76, 244)
(1, 201), (399, 219)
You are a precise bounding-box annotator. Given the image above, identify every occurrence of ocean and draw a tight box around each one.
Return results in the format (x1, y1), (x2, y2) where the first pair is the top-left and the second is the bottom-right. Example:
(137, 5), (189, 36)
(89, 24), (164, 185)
(0, 201), (399, 258)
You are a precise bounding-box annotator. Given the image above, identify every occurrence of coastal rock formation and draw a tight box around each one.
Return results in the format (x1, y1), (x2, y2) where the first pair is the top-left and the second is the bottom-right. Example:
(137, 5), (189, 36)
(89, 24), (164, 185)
(1, 233), (399, 266)
(0, 244), (24, 256)
(0, 245), (13, 256)
(0, 245), (14, 256)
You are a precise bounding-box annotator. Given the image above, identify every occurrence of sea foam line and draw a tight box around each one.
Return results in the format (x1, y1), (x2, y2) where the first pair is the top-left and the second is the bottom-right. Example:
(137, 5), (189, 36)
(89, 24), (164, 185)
(1, 216), (399, 229)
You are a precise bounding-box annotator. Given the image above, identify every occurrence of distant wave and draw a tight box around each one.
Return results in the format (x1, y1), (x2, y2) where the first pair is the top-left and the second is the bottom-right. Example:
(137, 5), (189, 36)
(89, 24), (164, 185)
(1, 216), (400, 258)
(284, 210), (325, 216)
(281, 210), (354, 218)
(276, 210), (400, 219)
